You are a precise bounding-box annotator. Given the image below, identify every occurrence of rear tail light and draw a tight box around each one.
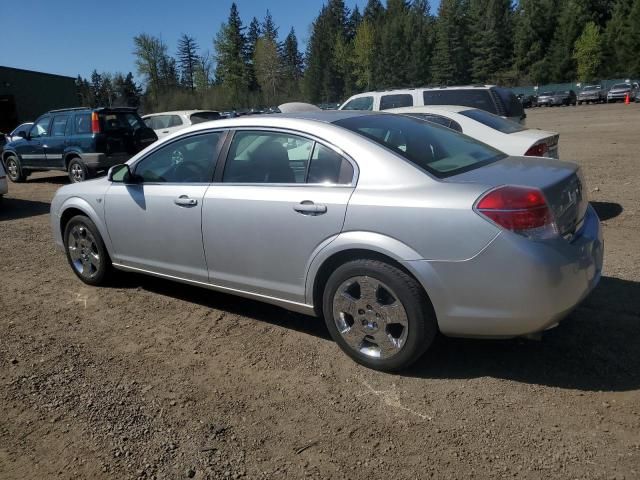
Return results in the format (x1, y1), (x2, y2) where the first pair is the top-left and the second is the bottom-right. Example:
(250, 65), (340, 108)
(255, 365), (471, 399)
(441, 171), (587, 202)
(525, 142), (548, 157)
(91, 112), (100, 134)
(475, 185), (558, 239)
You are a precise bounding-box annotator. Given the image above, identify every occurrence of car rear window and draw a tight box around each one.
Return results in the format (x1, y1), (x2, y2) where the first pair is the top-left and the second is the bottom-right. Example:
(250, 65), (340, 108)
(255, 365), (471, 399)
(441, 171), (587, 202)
(459, 109), (524, 134)
(494, 87), (524, 118)
(380, 94), (413, 110)
(100, 112), (145, 131)
(190, 112), (221, 124)
(423, 90), (497, 114)
(334, 114), (506, 178)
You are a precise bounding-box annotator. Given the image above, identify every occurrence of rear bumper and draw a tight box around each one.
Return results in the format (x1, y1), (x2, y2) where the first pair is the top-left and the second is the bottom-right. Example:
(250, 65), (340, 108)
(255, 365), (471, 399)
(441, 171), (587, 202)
(405, 205), (603, 338)
(81, 153), (131, 170)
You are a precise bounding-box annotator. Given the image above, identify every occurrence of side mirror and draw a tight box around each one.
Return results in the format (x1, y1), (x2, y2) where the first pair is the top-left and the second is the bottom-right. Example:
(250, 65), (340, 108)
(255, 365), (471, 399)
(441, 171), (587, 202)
(108, 164), (136, 183)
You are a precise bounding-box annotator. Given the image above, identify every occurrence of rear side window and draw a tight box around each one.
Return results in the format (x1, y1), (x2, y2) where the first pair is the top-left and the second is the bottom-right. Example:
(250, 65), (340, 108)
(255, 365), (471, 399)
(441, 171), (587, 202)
(459, 109), (524, 134)
(493, 87), (524, 118)
(380, 94), (413, 110)
(334, 114), (506, 178)
(423, 90), (497, 114)
(307, 144), (353, 184)
(403, 113), (463, 133)
(51, 116), (69, 136)
(190, 112), (221, 124)
(75, 114), (91, 134)
(341, 96), (374, 111)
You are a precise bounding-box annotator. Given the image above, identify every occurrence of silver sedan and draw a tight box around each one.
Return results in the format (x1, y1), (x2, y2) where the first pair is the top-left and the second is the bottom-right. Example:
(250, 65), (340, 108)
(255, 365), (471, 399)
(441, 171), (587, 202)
(50, 112), (603, 371)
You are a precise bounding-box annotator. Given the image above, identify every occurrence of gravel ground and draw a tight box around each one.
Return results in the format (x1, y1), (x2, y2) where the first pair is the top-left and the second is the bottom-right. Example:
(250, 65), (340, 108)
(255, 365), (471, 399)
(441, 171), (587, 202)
(1, 103), (639, 480)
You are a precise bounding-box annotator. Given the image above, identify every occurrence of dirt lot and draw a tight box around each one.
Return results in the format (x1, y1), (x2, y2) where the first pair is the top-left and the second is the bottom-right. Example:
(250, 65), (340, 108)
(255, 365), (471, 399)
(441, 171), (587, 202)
(1, 103), (639, 480)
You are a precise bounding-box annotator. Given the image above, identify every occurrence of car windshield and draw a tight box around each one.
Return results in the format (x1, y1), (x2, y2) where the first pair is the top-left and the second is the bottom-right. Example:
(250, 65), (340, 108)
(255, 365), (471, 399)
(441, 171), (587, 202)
(459, 109), (525, 134)
(334, 114), (506, 178)
(583, 86), (599, 91)
(613, 83), (631, 89)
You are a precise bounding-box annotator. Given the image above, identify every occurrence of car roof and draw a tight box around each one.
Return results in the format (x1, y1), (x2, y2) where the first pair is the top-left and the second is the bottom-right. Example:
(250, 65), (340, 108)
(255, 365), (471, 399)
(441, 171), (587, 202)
(142, 110), (220, 118)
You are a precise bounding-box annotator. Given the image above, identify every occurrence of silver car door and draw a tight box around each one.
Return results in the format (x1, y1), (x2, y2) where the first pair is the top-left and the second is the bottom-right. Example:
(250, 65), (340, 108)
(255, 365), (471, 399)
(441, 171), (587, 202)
(104, 131), (225, 282)
(202, 130), (356, 304)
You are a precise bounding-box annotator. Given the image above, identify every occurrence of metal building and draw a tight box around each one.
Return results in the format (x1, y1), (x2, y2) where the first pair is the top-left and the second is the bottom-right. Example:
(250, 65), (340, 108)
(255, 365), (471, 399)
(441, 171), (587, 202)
(0, 66), (79, 132)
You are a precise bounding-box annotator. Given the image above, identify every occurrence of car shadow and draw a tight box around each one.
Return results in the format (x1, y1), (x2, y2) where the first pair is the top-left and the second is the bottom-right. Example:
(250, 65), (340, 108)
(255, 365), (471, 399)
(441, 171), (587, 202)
(407, 276), (640, 392)
(112, 272), (331, 340)
(0, 197), (50, 221)
(591, 201), (623, 221)
(26, 174), (69, 185)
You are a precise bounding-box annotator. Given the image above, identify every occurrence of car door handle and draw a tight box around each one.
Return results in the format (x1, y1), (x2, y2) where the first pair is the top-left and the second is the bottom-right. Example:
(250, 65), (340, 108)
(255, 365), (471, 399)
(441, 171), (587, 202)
(174, 195), (198, 207)
(293, 201), (327, 215)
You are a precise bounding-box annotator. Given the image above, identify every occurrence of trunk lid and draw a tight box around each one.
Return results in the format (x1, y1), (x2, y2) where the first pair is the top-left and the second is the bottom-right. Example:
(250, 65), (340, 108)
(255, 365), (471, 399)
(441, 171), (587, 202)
(97, 109), (157, 156)
(448, 156), (587, 239)
(509, 129), (560, 159)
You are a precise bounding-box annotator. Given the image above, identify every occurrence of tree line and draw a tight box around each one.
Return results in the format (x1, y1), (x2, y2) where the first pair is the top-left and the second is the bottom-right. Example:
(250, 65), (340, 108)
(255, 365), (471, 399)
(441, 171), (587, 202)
(76, 0), (640, 112)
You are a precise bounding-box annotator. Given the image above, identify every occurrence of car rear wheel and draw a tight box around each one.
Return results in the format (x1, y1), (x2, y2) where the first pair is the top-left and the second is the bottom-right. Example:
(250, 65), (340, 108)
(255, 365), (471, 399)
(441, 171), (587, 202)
(5, 155), (26, 183)
(68, 158), (90, 183)
(63, 215), (112, 286)
(322, 259), (437, 372)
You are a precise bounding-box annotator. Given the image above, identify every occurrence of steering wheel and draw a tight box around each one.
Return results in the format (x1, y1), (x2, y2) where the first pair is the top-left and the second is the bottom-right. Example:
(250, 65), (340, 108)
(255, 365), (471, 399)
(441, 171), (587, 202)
(172, 161), (208, 182)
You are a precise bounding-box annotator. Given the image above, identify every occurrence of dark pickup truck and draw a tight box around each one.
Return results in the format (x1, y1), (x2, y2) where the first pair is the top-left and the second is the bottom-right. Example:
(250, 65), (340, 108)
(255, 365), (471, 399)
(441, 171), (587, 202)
(1, 107), (157, 183)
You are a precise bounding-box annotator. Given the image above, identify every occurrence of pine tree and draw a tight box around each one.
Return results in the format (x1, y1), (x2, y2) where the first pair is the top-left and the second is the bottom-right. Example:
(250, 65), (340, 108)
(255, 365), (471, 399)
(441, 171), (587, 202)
(177, 34), (199, 91)
(90, 70), (104, 107)
(246, 17), (261, 91)
(76, 75), (93, 107)
(352, 20), (377, 90)
(262, 10), (279, 43)
(379, 0), (412, 87)
(346, 5), (362, 40)
(601, 0), (634, 76)
(214, 3), (249, 104)
(282, 28), (304, 81)
(407, 0), (435, 86)
(113, 72), (142, 108)
(431, 0), (471, 85)
(363, 0), (385, 23)
(469, 0), (513, 83)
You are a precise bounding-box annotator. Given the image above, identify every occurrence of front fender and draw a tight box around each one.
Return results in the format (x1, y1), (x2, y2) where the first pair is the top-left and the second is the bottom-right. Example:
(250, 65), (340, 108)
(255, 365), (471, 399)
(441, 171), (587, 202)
(53, 196), (113, 256)
(304, 231), (425, 305)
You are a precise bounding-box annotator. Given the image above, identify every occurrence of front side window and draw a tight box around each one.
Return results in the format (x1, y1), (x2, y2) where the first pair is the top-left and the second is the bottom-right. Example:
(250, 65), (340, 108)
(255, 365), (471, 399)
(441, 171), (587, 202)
(380, 94), (413, 110)
(334, 114), (505, 178)
(51, 115), (69, 136)
(30, 117), (51, 138)
(459, 109), (524, 134)
(423, 90), (497, 114)
(341, 96), (374, 111)
(134, 132), (222, 183)
(223, 131), (313, 183)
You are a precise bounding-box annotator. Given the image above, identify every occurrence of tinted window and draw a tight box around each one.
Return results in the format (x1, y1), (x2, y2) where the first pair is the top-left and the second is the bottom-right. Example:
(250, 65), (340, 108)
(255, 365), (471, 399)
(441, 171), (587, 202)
(307, 144), (354, 184)
(583, 86), (600, 91)
(334, 114), (505, 178)
(135, 132), (222, 183)
(459, 109), (524, 134)
(424, 90), (497, 114)
(190, 112), (221, 124)
(30, 117), (51, 138)
(100, 112), (145, 131)
(168, 115), (183, 127)
(341, 96), (374, 111)
(143, 117), (155, 129)
(224, 131), (313, 184)
(494, 88), (524, 118)
(51, 115), (69, 136)
(541, 91), (555, 96)
(75, 114), (91, 134)
(400, 114), (463, 133)
(380, 94), (413, 110)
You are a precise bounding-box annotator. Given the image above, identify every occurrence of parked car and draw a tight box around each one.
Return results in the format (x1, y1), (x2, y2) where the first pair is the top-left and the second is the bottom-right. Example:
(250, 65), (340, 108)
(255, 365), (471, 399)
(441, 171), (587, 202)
(142, 110), (222, 139)
(340, 85), (527, 124)
(0, 160), (7, 199)
(606, 83), (637, 103)
(388, 105), (560, 158)
(577, 85), (605, 104)
(517, 93), (538, 108)
(50, 111), (603, 371)
(2, 107), (157, 183)
(537, 90), (577, 107)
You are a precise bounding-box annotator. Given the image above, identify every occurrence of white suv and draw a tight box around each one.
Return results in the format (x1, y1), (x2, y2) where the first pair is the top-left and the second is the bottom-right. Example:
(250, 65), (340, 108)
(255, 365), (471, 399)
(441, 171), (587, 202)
(142, 110), (222, 139)
(340, 85), (526, 124)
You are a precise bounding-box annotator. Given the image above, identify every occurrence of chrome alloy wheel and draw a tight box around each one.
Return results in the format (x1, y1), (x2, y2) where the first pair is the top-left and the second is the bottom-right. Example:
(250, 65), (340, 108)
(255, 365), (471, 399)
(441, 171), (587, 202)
(67, 224), (101, 278)
(332, 276), (409, 359)
(6, 158), (19, 180)
(70, 163), (85, 182)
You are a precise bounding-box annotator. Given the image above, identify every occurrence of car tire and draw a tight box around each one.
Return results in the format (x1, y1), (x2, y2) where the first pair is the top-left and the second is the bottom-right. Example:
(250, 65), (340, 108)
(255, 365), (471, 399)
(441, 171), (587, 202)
(578, 101), (583, 105)
(5, 155), (27, 183)
(322, 259), (437, 372)
(68, 158), (91, 183)
(63, 215), (112, 286)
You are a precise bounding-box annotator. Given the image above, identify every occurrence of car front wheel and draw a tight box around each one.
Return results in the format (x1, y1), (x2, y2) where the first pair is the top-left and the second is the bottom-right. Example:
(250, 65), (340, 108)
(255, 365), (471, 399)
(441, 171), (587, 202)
(322, 259), (437, 372)
(5, 155), (26, 183)
(63, 215), (111, 285)
(68, 158), (90, 183)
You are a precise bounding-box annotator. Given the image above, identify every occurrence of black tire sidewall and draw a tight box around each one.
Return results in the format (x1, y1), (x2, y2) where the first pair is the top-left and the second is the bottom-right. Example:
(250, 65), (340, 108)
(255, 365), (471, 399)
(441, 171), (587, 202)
(63, 215), (110, 285)
(68, 159), (88, 183)
(322, 259), (436, 372)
